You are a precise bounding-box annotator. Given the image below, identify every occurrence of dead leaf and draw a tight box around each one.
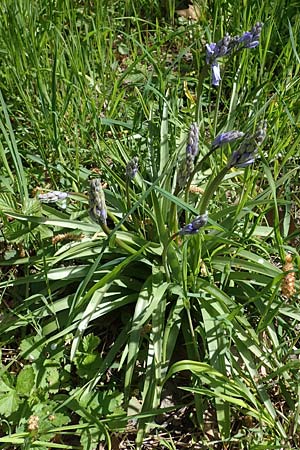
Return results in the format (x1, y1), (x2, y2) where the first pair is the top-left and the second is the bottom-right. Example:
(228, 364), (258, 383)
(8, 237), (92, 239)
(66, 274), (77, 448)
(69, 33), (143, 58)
(176, 3), (201, 20)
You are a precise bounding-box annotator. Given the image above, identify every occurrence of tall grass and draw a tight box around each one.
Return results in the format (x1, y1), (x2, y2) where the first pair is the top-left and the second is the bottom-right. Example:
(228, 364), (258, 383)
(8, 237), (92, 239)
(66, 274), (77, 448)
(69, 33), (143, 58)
(0, 1), (299, 449)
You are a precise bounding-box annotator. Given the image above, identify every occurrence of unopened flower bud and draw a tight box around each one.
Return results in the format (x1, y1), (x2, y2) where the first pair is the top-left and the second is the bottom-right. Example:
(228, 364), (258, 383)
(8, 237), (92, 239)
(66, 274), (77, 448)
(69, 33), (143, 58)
(179, 212), (208, 236)
(177, 122), (199, 188)
(211, 130), (245, 149)
(38, 191), (68, 203)
(89, 179), (107, 225)
(126, 157), (139, 179)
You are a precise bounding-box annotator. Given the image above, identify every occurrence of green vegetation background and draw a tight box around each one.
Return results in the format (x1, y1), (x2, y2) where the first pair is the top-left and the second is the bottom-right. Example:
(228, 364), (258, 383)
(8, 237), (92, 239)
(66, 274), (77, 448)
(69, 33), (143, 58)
(0, 1), (299, 449)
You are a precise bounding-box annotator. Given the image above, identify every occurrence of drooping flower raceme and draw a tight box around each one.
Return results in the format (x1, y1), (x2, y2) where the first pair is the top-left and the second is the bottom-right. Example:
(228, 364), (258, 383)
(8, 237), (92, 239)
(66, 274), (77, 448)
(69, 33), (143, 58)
(89, 179), (107, 225)
(227, 121), (267, 169)
(177, 122), (199, 188)
(126, 157), (139, 179)
(179, 212), (208, 236)
(206, 22), (263, 86)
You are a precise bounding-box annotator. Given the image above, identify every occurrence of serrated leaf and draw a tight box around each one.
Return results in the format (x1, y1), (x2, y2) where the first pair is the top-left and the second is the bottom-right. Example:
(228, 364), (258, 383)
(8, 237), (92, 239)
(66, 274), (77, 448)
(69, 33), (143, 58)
(48, 412), (70, 427)
(0, 391), (20, 417)
(0, 375), (14, 393)
(35, 362), (60, 392)
(82, 334), (100, 353)
(81, 390), (124, 416)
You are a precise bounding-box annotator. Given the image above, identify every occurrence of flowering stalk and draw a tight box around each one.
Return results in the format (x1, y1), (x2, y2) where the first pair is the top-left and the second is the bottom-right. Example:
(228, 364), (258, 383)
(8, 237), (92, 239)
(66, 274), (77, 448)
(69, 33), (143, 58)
(195, 23), (263, 124)
(163, 211), (208, 282)
(198, 122), (267, 215)
(169, 123), (200, 233)
(177, 123), (199, 189)
(89, 179), (108, 227)
(211, 130), (245, 150)
(126, 157), (139, 180)
(185, 129), (245, 196)
(89, 178), (136, 254)
(125, 157), (139, 212)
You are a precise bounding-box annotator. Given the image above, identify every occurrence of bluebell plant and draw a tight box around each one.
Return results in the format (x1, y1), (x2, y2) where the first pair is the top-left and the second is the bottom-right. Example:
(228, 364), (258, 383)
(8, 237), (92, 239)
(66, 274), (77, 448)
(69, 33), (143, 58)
(175, 22), (266, 240)
(125, 156), (139, 214)
(88, 178), (137, 254)
(35, 24), (266, 255)
(175, 119), (267, 239)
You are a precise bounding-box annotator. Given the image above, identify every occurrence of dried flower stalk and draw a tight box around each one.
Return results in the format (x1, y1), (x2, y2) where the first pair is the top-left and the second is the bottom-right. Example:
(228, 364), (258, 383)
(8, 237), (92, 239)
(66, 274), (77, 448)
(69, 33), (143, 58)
(281, 254), (296, 298)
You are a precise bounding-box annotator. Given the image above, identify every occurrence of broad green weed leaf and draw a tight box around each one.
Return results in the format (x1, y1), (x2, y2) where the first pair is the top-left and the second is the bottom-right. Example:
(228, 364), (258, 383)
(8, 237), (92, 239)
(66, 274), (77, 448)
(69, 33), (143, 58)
(20, 336), (43, 361)
(16, 366), (35, 396)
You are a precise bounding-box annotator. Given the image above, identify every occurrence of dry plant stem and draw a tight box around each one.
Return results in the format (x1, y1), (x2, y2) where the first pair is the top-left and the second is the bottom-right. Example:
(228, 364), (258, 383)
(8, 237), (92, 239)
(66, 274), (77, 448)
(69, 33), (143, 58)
(281, 254), (296, 297)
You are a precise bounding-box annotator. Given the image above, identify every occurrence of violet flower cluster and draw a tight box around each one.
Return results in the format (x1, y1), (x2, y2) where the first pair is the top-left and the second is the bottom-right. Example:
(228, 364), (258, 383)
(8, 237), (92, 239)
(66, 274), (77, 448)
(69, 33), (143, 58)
(211, 130), (245, 150)
(178, 212), (208, 236)
(206, 22), (263, 86)
(177, 122), (199, 188)
(227, 121), (267, 169)
(89, 178), (107, 225)
(126, 156), (139, 179)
